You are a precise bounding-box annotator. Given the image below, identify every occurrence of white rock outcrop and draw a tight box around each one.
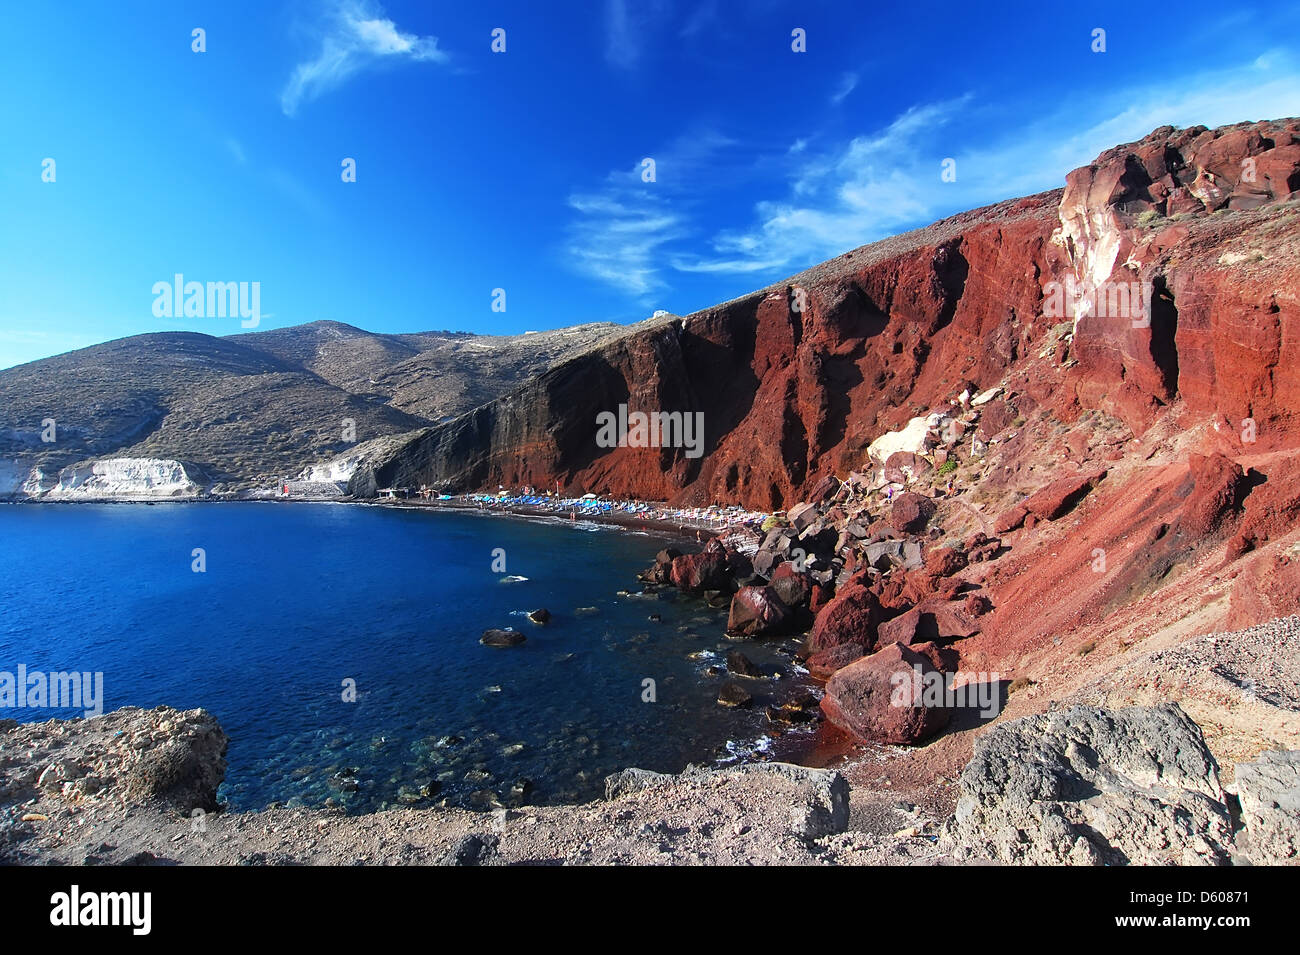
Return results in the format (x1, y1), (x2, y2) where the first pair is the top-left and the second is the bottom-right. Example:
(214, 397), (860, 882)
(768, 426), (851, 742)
(41, 458), (204, 499)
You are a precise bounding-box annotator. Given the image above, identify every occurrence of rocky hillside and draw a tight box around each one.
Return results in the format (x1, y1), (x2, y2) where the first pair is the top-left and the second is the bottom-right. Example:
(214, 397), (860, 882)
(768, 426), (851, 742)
(351, 119), (1300, 508)
(0, 320), (642, 496)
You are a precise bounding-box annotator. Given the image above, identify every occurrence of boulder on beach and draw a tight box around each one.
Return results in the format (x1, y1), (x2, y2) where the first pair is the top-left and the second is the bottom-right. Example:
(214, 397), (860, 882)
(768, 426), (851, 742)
(726, 585), (792, 637)
(768, 562), (813, 608)
(876, 598), (981, 646)
(481, 628), (526, 647)
(805, 642), (866, 679)
(819, 642), (950, 745)
(670, 550), (732, 595)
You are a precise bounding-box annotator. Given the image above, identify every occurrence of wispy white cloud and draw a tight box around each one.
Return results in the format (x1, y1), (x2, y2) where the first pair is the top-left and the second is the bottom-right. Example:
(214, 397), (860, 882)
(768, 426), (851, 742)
(830, 72), (859, 105)
(565, 130), (736, 297)
(281, 0), (448, 116)
(603, 0), (670, 70)
(679, 52), (1300, 275)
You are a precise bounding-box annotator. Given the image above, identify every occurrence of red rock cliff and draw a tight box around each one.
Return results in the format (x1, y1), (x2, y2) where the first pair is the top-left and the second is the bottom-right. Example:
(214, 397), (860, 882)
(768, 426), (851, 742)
(352, 119), (1300, 510)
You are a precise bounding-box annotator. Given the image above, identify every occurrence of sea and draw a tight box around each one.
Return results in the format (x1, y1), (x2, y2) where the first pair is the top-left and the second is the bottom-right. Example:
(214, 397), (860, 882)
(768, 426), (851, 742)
(0, 502), (819, 812)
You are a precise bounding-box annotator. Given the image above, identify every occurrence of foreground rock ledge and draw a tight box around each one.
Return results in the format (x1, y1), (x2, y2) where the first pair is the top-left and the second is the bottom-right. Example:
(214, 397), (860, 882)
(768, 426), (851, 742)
(943, 703), (1236, 866)
(5, 703), (1296, 865)
(1, 705), (868, 866)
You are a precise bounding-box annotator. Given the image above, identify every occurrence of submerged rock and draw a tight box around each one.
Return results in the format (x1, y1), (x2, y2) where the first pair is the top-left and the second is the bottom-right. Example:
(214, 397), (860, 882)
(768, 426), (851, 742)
(717, 681), (754, 708)
(725, 650), (766, 679)
(480, 628), (526, 647)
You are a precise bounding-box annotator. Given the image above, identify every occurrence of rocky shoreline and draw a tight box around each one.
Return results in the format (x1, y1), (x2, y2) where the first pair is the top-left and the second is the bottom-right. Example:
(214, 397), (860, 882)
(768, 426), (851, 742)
(3, 685), (1296, 865)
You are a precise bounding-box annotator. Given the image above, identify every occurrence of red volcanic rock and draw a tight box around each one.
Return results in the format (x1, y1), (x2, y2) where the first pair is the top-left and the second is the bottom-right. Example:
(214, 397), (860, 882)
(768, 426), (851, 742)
(1022, 470), (1107, 521)
(1179, 453), (1244, 537)
(820, 643), (951, 745)
(1058, 120), (1300, 436)
(788, 501), (820, 531)
(889, 492), (936, 534)
(807, 474), (841, 504)
(876, 598), (981, 646)
(993, 504), (1028, 534)
(923, 544), (968, 578)
(726, 585), (792, 637)
(360, 120), (1298, 522)
(975, 399), (1016, 441)
(806, 643), (866, 679)
(809, 582), (834, 614)
(1222, 551), (1300, 631)
(911, 640), (961, 674)
(670, 550), (731, 595)
(806, 577), (882, 652)
(769, 561), (813, 608)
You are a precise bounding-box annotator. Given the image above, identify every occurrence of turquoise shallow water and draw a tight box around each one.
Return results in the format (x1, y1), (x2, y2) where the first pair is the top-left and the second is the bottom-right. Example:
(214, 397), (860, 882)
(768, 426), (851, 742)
(0, 502), (815, 811)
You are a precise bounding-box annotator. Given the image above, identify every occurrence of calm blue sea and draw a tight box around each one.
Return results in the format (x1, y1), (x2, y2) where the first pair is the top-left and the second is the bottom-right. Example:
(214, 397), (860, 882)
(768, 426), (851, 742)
(0, 503), (815, 811)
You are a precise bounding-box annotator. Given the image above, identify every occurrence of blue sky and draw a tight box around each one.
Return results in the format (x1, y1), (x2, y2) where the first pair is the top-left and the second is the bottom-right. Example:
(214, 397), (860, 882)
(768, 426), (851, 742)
(2, 0), (1298, 369)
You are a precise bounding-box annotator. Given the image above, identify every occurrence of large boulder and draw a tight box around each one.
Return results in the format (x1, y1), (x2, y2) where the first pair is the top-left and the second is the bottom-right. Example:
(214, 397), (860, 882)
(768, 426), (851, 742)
(1021, 470), (1106, 521)
(819, 642), (951, 744)
(670, 550), (732, 594)
(1234, 750), (1300, 865)
(768, 562), (813, 608)
(805, 643), (866, 679)
(889, 492), (936, 534)
(806, 577), (882, 652)
(944, 704), (1233, 865)
(787, 502), (820, 531)
(122, 710), (228, 813)
(726, 585), (792, 637)
(876, 598), (981, 646)
(1179, 452), (1244, 537)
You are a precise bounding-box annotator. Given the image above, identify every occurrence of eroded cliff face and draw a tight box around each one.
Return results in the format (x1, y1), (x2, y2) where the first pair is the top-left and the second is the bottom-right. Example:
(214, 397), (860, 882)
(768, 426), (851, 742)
(353, 120), (1300, 510)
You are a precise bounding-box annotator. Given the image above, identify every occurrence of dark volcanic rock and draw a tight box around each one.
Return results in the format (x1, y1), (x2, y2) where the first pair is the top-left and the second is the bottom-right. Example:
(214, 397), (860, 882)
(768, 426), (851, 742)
(944, 704), (1232, 865)
(725, 650), (766, 679)
(717, 681), (754, 708)
(768, 562), (813, 608)
(480, 629), (526, 647)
